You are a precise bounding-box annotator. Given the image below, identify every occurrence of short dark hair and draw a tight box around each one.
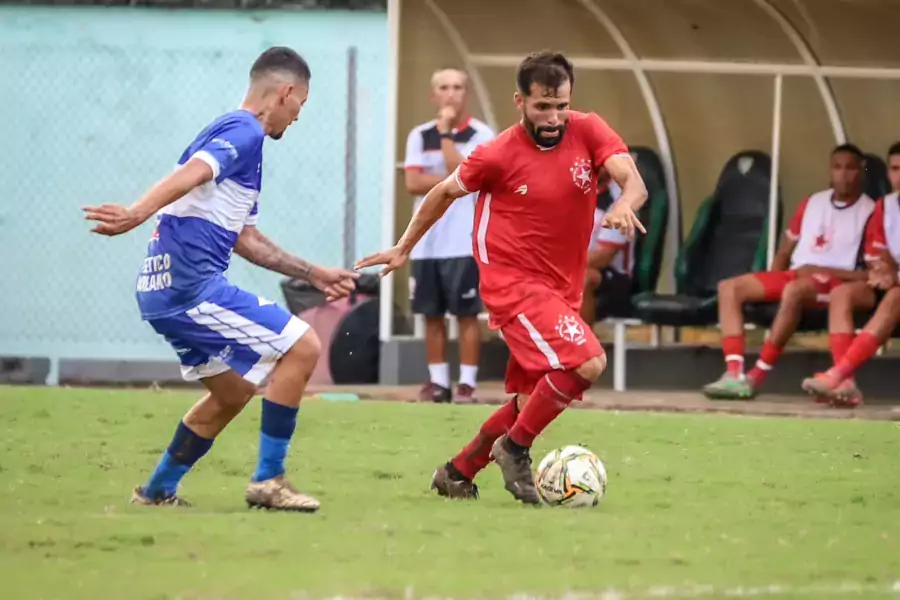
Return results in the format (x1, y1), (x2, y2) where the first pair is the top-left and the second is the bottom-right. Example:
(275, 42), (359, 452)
(516, 51), (574, 96)
(888, 141), (900, 158)
(832, 143), (864, 160)
(250, 46), (311, 84)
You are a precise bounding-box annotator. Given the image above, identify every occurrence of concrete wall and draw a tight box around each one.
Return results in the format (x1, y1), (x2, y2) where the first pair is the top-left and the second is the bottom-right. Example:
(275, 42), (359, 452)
(0, 6), (387, 363)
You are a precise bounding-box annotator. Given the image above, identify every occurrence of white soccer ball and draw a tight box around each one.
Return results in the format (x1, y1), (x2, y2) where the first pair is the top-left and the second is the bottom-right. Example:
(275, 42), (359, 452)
(535, 445), (607, 507)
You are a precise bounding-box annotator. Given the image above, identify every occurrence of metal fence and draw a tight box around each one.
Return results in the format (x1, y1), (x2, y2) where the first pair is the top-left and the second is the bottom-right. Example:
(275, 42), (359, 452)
(0, 6), (387, 374)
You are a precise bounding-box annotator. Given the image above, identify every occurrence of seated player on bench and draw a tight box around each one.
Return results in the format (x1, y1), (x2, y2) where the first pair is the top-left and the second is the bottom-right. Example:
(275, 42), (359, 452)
(801, 142), (900, 407)
(703, 144), (875, 400)
(580, 180), (635, 325)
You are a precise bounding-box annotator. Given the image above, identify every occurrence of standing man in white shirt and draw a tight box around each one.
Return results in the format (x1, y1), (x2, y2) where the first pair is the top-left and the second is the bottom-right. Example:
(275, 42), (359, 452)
(403, 68), (495, 403)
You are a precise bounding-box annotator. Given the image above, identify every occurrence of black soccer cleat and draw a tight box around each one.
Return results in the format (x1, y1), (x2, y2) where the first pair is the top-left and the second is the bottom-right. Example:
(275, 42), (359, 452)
(489, 435), (541, 505)
(430, 463), (479, 500)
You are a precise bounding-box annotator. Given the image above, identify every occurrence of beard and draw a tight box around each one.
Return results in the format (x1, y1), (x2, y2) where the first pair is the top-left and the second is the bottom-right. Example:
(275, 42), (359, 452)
(523, 116), (566, 149)
(269, 130), (284, 140)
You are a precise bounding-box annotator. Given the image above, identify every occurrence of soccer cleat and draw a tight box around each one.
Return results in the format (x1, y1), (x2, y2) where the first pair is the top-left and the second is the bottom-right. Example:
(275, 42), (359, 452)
(453, 383), (478, 405)
(702, 373), (757, 400)
(245, 476), (320, 513)
(801, 374), (863, 408)
(801, 372), (840, 399)
(419, 382), (452, 403)
(489, 435), (541, 505)
(130, 485), (192, 507)
(832, 379), (864, 409)
(430, 463), (479, 499)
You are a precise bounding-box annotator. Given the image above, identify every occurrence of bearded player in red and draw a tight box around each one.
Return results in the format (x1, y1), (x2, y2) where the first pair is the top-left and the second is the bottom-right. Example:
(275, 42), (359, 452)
(356, 51), (648, 504)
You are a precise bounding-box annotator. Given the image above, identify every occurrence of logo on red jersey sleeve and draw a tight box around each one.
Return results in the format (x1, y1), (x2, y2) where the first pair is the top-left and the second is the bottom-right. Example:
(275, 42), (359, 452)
(570, 157), (593, 194)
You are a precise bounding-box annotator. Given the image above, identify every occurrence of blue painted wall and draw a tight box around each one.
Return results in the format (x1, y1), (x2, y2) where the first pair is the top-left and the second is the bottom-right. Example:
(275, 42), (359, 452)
(0, 6), (387, 361)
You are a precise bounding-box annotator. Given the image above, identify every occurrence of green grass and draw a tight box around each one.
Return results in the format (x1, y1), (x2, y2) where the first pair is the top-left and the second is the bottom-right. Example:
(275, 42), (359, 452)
(0, 385), (898, 599)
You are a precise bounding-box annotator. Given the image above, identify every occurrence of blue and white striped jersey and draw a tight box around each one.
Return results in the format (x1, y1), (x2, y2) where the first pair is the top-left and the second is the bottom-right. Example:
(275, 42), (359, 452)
(136, 110), (265, 320)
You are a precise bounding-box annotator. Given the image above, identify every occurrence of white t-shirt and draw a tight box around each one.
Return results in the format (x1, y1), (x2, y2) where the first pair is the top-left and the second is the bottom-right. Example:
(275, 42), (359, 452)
(588, 182), (634, 276)
(404, 117), (495, 260)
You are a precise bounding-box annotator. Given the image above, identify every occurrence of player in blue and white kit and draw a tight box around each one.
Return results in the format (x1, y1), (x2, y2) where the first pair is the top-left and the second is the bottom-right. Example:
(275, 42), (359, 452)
(83, 47), (358, 512)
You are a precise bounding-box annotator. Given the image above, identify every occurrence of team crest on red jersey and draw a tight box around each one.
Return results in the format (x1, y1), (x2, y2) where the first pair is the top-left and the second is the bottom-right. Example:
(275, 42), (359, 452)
(812, 226), (834, 252)
(556, 314), (586, 345)
(569, 157), (593, 194)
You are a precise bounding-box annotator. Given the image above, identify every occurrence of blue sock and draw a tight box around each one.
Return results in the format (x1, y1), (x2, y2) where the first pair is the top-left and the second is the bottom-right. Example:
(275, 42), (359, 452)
(252, 399), (299, 483)
(144, 421), (214, 499)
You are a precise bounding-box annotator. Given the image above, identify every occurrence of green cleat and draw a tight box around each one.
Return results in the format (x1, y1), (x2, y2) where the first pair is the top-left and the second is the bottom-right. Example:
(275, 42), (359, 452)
(702, 373), (757, 400)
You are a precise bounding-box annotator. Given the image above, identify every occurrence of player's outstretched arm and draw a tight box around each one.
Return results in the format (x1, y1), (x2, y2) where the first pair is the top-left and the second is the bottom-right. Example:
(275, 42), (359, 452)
(355, 174), (469, 277)
(83, 158), (214, 237)
(601, 154), (648, 239)
(234, 226), (359, 301)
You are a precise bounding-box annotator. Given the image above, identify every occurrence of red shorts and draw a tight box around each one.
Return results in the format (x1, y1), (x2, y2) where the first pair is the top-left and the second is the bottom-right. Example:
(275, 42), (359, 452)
(752, 270), (842, 304)
(493, 288), (604, 396)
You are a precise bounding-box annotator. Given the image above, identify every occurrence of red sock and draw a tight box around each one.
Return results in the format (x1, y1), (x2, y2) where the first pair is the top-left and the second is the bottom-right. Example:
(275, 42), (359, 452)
(508, 370), (592, 448)
(829, 333), (855, 365)
(830, 331), (881, 381)
(451, 399), (518, 480)
(747, 340), (783, 387)
(722, 336), (745, 377)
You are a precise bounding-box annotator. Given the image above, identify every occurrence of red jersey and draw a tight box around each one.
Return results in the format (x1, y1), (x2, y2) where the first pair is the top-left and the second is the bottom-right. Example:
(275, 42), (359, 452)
(862, 195), (900, 264)
(454, 111), (628, 323)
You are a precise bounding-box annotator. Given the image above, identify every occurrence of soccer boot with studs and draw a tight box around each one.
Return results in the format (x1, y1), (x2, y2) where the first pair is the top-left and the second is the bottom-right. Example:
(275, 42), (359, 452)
(490, 434), (541, 505)
(430, 462), (479, 499)
(702, 372), (757, 400)
(802, 373), (864, 408)
(245, 476), (320, 513)
(130, 485), (192, 507)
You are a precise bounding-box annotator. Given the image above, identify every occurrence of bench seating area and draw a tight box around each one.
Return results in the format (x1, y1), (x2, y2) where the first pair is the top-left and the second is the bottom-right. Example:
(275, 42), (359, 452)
(412, 148), (897, 392)
(606, 148), (897, 390)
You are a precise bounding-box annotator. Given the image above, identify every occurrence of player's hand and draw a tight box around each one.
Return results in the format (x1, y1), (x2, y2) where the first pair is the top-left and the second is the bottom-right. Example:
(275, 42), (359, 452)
(867, 260), (898, 290)
(354, 245), (410, 278)
(601, 204), (646, 240)
(309, 266), (360, 302)
(437, 106), (457, 133)
(82, 204), (142, 236)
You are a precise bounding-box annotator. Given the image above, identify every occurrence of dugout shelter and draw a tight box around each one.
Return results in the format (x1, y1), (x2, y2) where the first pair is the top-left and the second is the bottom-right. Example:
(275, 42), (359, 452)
(378, 0), (900, 394)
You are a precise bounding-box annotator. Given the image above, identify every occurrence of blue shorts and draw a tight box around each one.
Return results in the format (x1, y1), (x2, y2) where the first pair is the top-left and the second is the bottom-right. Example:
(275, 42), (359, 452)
(148, 285), (309, 385)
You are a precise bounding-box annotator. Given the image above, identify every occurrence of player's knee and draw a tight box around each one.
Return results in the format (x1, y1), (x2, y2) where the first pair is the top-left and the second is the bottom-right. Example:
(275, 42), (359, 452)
(575, 354), (606, 383)
(425, 317), (447, 334)
(881, 287), (900, 310)
(236, 385), (257, 407)
(217, 379), (257, 408)
(284, 329), (321, 370)
(717, 277), (738, 300)
(829, 283), (855, 309)
(780, 280), (809, 306)
(515, 393), (529, 412)
(457, 315), (479, 329)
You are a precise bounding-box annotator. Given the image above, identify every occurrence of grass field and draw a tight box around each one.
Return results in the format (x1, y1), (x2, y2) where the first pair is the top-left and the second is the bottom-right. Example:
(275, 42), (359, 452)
(1, 385), (898, 599)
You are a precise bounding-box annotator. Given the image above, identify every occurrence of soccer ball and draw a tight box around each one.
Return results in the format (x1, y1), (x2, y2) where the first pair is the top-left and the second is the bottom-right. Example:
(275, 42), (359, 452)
(535, 445), (607, 507)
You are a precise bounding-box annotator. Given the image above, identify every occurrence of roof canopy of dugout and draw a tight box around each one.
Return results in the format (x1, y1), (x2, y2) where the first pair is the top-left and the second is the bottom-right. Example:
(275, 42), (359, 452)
(379, 0), (900, 340)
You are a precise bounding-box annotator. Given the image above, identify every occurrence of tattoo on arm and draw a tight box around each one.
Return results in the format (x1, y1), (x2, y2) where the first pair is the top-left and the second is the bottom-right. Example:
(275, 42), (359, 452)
(235, 226), (314, 281)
